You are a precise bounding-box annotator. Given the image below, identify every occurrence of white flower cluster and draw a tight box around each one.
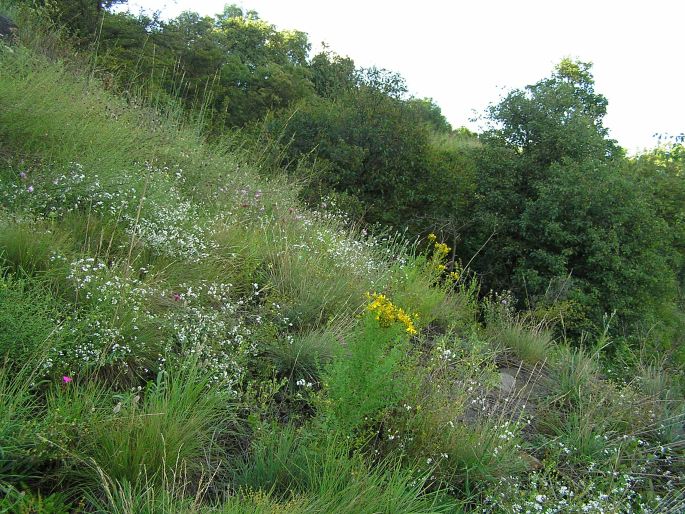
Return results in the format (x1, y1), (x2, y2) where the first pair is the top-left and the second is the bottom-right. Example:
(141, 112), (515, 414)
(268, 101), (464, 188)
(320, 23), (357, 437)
(48, 258), (156, 375)
(157, 281), (259, 393)
(6, 162), (141, 219)
(483, 470), (657, 513)
(49, 256), (265, 396)
(129, 196), (217, 262)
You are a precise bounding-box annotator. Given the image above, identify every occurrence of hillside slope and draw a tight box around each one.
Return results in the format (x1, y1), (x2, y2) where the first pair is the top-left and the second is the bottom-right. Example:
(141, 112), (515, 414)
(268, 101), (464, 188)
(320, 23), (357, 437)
(0, 7), (683, 513)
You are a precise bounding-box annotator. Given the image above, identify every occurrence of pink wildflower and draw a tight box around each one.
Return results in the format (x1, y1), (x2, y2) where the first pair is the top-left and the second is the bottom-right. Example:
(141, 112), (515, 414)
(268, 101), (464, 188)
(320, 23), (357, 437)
(62, 376), (73, 383)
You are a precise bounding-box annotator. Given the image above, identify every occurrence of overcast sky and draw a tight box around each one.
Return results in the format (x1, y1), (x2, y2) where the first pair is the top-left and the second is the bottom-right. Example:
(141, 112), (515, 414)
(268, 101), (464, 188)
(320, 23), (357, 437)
(119, 0), (684, 153)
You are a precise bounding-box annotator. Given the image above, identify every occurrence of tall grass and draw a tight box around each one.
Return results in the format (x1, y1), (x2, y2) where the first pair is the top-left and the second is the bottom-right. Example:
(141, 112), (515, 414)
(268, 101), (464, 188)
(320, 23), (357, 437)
(0, 362), (40, 485)
(72, 363), (234, 489)
(231, 425), (460, 513)
(488, 320), (553, 365)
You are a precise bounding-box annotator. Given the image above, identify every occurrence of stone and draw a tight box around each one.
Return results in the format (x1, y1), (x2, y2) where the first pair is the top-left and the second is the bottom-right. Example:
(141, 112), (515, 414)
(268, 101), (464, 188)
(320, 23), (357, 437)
(520, 452), (542, 470)
(0, 14), (18, 41)
(499, 371), (517, 394)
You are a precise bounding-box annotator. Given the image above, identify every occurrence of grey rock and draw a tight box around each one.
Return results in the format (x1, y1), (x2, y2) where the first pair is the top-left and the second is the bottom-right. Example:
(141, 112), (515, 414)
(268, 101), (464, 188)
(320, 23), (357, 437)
(0, 14), (18, 41)
(499, 371), (517, 394)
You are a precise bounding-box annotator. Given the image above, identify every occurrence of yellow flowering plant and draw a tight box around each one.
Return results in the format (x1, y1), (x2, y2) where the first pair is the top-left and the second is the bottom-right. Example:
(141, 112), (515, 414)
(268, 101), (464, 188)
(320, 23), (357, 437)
(425, 234), (463, 284)
(365, 292), (418, 336)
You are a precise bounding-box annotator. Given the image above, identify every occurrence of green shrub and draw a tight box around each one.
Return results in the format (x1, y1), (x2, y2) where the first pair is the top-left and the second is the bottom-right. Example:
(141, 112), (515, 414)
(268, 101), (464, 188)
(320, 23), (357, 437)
(320, 312), (412, 441)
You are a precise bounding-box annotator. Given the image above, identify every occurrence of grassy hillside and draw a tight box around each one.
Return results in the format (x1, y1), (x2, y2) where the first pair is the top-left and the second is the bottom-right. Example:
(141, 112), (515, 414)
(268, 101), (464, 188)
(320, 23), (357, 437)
(0, 5), (683, 513)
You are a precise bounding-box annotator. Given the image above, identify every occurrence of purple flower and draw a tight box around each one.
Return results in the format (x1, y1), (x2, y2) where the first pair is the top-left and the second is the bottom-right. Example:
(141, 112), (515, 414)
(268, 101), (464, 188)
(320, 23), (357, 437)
(19, 172), (27, 180)
(27, 185), (34, 193)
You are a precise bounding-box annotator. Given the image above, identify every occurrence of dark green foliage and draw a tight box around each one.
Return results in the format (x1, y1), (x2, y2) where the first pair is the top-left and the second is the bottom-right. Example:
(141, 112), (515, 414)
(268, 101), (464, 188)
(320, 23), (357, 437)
(309, 50), (357, 98)
(483, 59), (617, 168)
(270, 89), (434, 227)
(630, 143), (685, 290)
(94, 6), (314, 130)
(406, 97), (452, 133)
(518, 159), (676, 332)
(461, 59), (681, 336)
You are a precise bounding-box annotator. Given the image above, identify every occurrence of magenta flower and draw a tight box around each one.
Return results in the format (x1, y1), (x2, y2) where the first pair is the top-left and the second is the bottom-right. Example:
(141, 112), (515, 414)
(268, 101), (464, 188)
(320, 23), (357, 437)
(172, 293), (181, 301)
(62, 376), (73, 383)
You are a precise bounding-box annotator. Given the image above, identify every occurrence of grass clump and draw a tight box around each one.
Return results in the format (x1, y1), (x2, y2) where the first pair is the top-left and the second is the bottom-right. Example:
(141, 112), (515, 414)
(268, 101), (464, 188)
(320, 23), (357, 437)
(0, 363), (42, 487)
(488, 321), (553, 365)
(80, 364), (234, 488)
(232, 424), (459, 513)
(0, 274), (66, 367)
(264, 328), (340, 385)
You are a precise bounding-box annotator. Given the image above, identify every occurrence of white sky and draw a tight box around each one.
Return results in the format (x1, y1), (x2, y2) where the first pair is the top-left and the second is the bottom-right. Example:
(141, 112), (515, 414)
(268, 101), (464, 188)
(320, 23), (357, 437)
(119, 0), (685, 153)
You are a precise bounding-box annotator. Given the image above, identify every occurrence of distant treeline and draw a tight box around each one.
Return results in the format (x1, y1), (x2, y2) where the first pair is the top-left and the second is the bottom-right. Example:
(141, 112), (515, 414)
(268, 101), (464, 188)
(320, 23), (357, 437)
(28, 0), (685, 356)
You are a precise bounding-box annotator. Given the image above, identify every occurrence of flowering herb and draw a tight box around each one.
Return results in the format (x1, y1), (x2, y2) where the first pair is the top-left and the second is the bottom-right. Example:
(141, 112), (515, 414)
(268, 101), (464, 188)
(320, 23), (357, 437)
(365, 292), (418, 335)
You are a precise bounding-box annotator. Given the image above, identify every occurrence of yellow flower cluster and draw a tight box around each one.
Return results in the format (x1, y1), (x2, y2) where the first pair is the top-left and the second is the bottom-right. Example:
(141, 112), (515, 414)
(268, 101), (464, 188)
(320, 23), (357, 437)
(434, 241), (450, 260)
(365, 292), (418, 336)
(427, 234), (461, 283)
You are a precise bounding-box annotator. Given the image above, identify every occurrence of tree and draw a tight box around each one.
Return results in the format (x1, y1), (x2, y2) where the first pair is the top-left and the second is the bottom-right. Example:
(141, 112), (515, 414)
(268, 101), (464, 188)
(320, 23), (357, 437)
(518, 159), (676, 333)
(406, 97), (452, 133)
(461, 60), (677, 335)
(269, 86), (433, 228)
(94, 5), (315, 129)
(27, 0), (129, 37)
(309, 50), (357, 98)
(630, 143), (685, 293)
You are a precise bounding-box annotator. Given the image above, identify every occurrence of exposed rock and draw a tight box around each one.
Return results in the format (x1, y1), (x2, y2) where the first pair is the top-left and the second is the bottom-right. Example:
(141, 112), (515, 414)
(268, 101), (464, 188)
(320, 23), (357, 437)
(520, 452), (542, 470)
(0, 14), (18, 41)
(498, 371), (517, 395)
